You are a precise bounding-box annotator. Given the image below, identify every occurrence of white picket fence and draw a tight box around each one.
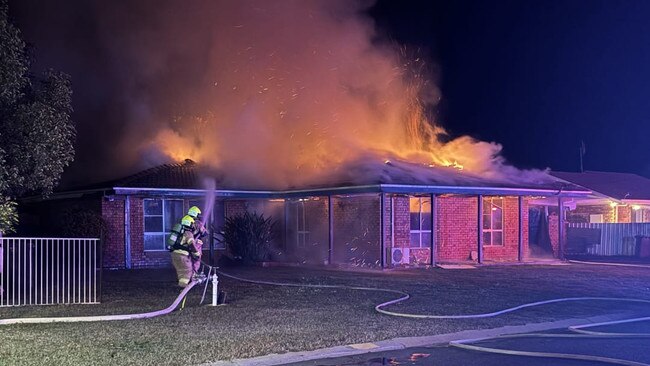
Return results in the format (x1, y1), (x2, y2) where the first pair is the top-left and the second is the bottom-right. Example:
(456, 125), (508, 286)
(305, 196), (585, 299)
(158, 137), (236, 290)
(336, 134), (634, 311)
(0, 237), (101, 307)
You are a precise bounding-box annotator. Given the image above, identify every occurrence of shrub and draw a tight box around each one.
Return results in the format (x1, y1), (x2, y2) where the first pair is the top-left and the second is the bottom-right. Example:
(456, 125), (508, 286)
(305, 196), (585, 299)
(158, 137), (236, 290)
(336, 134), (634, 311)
(219, 211), (276, 264)
(59, 207), (107, 238)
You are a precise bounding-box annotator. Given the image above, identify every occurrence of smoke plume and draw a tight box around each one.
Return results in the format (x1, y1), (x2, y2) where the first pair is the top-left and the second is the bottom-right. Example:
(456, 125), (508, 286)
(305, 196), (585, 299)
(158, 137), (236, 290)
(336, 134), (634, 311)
(92, 0), (543, 188)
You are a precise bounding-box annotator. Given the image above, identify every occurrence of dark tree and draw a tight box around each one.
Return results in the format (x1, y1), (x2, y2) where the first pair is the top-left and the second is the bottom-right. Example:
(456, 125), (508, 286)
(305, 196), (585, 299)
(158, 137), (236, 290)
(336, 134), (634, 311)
(0, 0), (75, 233)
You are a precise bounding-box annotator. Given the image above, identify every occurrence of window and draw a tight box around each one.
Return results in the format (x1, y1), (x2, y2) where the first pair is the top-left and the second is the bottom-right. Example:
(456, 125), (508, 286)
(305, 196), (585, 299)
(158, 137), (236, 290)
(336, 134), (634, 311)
(144, 199), (184, 251)
(409, 197), (432, 248)
(188, 199), (227, 250)
(296, 201), (309, 248)
(212, 200), (226, 249)
(482, 197), (503, 246)
(590, 214), (604, 224)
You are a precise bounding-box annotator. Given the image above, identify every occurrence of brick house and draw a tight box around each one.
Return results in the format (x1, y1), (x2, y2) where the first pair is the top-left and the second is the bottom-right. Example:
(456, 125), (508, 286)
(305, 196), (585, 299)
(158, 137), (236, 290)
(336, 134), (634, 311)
(21, 160), (592, 269)
(538, 171), (650, 258)
(550, 171), (650, 224)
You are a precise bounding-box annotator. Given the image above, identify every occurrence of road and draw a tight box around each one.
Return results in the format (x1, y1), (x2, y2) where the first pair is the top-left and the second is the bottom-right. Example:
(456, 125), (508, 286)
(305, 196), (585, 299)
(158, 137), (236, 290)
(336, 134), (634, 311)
(287, 320), (650, 366)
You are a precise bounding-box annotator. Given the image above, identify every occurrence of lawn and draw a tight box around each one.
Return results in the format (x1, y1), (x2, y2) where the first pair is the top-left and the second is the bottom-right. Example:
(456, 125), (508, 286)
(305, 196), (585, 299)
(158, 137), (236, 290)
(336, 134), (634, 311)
(1, 263), (649, 366)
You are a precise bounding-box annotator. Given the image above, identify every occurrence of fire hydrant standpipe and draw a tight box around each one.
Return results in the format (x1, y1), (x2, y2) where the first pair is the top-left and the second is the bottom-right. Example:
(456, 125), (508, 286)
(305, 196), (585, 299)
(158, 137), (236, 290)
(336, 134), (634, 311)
(211, 273), (219, 306)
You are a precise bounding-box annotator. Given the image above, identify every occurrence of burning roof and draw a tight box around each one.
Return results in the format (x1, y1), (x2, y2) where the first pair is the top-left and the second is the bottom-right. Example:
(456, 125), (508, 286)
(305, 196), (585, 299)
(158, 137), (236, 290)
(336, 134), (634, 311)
(103, 159), (587, 195)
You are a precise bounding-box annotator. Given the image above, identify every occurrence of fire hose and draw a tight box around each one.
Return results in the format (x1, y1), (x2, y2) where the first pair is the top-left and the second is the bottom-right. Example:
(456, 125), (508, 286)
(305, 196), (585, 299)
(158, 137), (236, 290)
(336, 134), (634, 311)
(217, 270), (650, 365)
(0, 262), (220, 326)
(2, 263), (650, 365)
(449, 315), (650, 366)
(0, 280), (200, 325)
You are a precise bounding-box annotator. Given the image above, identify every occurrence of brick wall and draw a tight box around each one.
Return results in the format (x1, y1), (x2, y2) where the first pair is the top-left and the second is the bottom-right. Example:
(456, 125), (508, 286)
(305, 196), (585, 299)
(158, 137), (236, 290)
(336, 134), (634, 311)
(566, 204), (636, 224)
(97, 192), (542, 269)
(393, 196), (411, 250)
(482, 197), (529, 262)
(436, 195), (478, 262)
(128, 198), (173, 268)
(384, 195), (423, 266)
(101, 198), (125, 269)
(387, 195), (529, 265)
(617, 206), (632, 223)
(567, 205), (616, 223)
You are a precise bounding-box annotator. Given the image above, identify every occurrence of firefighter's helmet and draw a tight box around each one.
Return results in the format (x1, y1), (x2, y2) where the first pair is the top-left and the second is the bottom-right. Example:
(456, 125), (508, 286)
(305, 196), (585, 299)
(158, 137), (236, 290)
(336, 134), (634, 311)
(188, 206), (202, 219)
(181, 215), (195, 228)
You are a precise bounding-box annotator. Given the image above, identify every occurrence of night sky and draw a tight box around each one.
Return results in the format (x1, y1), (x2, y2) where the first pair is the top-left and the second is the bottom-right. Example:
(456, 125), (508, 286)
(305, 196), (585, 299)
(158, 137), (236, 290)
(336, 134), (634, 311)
(370, 0), (650, 177)
(7, 0), (650, 187)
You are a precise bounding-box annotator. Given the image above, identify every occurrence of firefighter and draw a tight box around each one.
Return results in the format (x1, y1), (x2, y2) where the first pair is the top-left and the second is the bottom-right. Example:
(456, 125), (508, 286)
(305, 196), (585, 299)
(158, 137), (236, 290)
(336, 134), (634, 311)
(187, 205), (201, 220)
(187, 206), (207, 238)
(187, 206), (208, 272)
(171, 215), (199, 287)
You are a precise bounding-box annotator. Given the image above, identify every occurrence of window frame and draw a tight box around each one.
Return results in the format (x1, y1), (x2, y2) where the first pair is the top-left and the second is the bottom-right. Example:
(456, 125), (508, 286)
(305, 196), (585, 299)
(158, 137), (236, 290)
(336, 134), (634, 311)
(409, 196), (432, 249)
(143, 198), (184, 252)
(482, 197), (504, 246)
(296, 200), (309, 249)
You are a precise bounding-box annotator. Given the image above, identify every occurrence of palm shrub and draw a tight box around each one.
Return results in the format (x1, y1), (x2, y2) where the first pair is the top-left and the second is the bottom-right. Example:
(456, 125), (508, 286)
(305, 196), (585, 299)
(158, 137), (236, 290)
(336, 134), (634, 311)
(220, 211), (276, 264)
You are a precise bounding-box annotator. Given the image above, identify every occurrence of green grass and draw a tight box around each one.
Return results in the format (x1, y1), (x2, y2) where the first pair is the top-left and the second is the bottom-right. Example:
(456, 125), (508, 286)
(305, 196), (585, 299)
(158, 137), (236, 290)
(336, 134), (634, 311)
(1, 264), (649, 365)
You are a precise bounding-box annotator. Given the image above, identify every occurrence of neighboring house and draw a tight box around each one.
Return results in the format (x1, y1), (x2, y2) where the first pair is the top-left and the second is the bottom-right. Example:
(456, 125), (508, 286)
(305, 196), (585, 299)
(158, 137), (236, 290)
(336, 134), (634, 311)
(550, 171), (650, 224)
(20, 160), (591, 269)
(547, 171), (650, 258)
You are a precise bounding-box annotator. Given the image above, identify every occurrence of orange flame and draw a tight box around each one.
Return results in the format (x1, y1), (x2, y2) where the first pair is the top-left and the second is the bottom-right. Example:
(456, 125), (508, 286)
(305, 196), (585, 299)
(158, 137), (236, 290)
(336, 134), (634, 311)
(135, 1), (509, 188)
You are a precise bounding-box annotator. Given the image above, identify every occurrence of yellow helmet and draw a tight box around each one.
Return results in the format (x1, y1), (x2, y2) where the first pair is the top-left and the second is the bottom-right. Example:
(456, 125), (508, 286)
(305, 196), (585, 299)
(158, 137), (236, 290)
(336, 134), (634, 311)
(181, 215), (195, 227)
(187, 206), (201, 218)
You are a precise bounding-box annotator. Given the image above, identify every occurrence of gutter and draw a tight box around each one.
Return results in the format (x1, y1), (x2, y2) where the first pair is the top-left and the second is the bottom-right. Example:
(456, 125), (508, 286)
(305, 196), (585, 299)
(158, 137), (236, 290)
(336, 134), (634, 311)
(20, 188), (114, 203)
(378, 184), (591, 197)
(113, 184), (592, 199)
(112, 185), (382, 198)
(24, 182), (592, 203)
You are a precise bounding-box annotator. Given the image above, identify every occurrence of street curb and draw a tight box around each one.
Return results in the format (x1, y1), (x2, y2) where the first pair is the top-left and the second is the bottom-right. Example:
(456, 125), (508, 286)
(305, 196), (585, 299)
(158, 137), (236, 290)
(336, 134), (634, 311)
(202, 312), (633, 366)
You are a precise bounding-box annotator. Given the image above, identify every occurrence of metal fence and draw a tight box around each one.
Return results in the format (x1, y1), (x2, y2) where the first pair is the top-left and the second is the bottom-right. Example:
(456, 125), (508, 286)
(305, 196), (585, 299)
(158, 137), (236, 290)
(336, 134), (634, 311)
(0, 238), (101, 307)
(567, 223), (650, 256)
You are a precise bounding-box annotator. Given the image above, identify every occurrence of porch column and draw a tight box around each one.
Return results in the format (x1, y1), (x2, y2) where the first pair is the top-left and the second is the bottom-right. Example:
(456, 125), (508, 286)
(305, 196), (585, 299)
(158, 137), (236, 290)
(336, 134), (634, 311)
(477, 195), (483, 264)
(0, 232), (3, 282)
(378, 193), (384, 268)
(284, 200), (289, 261)
(558, 196), (565, 260)
(124, 196), (131, 269)
(518, 196), (524, 262)
(430, 194), (437, 266)
(328, 195), (334, 265)
(208, 200), (214, 266)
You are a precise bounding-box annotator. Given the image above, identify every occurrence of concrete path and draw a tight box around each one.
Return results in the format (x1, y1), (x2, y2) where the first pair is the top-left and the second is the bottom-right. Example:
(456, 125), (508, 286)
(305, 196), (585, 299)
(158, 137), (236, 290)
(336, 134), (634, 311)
(203, 313), (632, 366)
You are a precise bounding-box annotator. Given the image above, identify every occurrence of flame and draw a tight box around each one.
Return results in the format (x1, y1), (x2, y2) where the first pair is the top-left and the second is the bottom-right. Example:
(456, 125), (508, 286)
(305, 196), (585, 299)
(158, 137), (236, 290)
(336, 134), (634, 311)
(126, 1), (515, 188)
(441, 160), (464, 170)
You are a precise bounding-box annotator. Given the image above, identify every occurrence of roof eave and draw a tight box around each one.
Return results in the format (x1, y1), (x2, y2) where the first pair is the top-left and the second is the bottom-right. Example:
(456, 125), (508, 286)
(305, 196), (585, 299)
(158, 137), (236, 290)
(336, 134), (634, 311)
(379, 184), (592, 197)
(113, 184), (591, 198)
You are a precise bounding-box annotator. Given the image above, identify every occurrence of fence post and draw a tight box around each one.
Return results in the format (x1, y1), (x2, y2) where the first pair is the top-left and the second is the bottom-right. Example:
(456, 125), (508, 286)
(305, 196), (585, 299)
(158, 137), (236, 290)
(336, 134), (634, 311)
(0, 232), (3, 301)
(99, 232), (104, 304)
